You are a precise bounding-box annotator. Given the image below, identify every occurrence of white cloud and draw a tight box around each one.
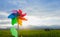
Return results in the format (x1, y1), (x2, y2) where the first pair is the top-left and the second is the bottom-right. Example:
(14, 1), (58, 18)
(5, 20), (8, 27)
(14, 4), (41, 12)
(0, 11), (60, 29)
(22, 16), (60, 26)
(0, 0), (60, 27)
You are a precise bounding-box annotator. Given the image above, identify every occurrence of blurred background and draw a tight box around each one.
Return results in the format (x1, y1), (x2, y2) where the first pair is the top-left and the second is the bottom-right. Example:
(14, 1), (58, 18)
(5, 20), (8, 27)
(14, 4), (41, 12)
(0, 0), (60, 37)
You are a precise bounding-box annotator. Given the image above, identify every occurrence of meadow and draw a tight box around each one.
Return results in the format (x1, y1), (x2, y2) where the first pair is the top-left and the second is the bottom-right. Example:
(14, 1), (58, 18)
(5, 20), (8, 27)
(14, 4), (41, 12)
(0, 29), (60, 37)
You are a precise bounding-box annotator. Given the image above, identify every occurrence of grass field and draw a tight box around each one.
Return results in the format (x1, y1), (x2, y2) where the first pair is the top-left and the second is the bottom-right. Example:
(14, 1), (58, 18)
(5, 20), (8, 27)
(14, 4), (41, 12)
(0, 29), (60, 37)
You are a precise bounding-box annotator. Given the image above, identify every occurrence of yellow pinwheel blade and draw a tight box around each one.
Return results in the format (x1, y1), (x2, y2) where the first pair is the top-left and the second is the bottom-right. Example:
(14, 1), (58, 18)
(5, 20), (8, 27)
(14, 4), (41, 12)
(18, 19), (22, 26)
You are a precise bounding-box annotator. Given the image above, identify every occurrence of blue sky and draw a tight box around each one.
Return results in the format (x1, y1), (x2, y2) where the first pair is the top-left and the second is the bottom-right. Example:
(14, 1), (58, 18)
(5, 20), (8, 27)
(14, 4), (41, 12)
(0, 0), (60, 28)
(0, 0), (60, 11)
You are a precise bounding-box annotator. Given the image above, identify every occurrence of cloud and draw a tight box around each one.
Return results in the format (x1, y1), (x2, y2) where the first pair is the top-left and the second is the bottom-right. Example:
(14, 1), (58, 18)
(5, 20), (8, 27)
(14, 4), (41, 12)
(0, 0), (60, 28)
(0, 11), (9, 19)
(0, 11), (11, 26)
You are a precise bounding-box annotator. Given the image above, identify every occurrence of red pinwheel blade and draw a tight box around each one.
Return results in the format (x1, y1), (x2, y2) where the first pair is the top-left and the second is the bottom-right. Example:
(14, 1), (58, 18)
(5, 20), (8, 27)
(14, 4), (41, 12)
(21, 13), (26, 17)
(18, 9), (22, 15)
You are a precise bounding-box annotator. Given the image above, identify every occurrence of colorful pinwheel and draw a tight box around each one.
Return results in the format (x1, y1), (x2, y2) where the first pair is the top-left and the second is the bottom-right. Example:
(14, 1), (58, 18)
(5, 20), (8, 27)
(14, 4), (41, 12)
(8, 9), (27, 26)
(8, 9), (27, 37)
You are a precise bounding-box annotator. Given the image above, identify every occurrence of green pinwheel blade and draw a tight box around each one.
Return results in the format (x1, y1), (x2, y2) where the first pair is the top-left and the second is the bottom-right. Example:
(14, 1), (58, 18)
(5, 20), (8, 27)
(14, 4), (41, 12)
(11, 17), (17, 25)
(10, 27), (18, 37)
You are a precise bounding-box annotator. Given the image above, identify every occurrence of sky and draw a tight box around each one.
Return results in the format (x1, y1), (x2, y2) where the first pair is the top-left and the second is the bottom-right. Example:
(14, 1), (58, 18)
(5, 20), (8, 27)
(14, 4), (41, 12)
(0, 0), (60, 28)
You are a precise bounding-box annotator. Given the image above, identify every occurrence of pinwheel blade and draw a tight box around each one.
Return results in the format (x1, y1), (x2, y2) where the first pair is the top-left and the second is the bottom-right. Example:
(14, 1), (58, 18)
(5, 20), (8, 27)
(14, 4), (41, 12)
(12, 17), (17, 25)
(12, 10), (17, 13)
(20, 17), (27, 21)
(18, 18), (22, 26)
(21, 13), (26, 17)
(10, 27), (18, 37)
(8, 13), (17, 18)
(18, 9), (22, 15)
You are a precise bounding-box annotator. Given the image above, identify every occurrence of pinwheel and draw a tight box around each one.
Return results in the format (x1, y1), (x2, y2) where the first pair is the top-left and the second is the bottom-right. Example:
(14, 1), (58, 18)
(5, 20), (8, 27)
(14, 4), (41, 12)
(8, 9), (27, 26)
(8, 9), (27, 37)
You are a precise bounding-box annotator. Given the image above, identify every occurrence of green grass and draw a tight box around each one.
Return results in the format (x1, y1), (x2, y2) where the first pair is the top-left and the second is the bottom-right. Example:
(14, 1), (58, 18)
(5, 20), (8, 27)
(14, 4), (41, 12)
(0, 29), (60, 37)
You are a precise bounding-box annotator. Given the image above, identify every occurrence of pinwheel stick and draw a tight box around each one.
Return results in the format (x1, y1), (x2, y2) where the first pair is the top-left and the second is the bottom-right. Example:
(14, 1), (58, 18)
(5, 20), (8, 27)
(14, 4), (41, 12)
(18, 25), (22, 37)
(18, 24), (19, 30)
(17, 24), (19, 37)
(17, 24), (22, 37)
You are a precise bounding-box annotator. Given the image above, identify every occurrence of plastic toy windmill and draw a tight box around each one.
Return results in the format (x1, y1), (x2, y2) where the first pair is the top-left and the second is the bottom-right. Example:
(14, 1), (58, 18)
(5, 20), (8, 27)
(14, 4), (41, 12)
(8, 9), (27, 37)
(8, 9), (27, 26)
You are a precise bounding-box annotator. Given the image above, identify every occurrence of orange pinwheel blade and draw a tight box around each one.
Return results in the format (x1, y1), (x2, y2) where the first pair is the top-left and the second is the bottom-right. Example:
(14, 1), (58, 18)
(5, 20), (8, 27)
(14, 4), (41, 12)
(20, 17), (27, 21)
(18, 19), (22, 26)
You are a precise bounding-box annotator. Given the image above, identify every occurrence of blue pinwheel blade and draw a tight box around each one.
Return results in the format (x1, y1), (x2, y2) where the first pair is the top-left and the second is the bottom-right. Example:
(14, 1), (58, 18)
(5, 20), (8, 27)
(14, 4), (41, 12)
(8, 13), (16, 18)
